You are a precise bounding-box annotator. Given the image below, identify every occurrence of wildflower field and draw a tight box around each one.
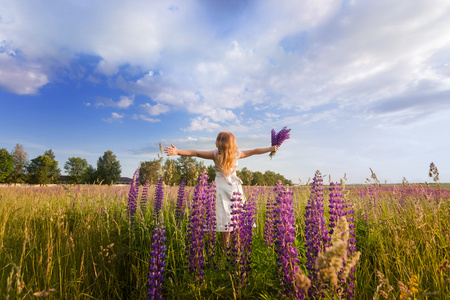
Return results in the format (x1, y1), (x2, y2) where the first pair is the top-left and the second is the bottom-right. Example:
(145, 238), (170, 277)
(1, 171), (450, 299)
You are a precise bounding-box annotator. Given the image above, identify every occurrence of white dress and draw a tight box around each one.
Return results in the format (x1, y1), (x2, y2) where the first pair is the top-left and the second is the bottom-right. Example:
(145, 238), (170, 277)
(214, 150), (246, 232)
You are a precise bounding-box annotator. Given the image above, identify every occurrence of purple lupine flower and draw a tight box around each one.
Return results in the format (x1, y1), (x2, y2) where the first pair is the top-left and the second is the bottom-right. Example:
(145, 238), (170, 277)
(153, 178), (164, 220)
(273, 182), (304, 299)
(203, 175), (216, 268)
(226, 189), (256, 285)
(186, 171), (208, 283)
(304, 170), (329, 298)
(175, 177), (187, 223)
(271, 128), (277, 146)
(368, 185), (379, 213)
(359, 188), (365, 199)
(227, 192), (244, 269)
(140, 180), (150, 216)
(270, 126), (291, 158)
(147, 224), (167, 300)
(128, 168), (140, 221)
(327, 182), (359, 298)
(240, 189), (257, 282)
(264, 195), (275, 246)
(328, 182), (345, 236)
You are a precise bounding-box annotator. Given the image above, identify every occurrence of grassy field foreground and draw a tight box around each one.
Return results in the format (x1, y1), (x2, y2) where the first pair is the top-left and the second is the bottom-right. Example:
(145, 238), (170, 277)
(1, 180), (449, 299)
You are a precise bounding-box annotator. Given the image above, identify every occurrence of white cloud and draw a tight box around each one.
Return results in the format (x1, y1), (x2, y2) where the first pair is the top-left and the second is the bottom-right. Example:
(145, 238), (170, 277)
(185, 117), (221, 132)
(2, 0), (449, 115)
(95, 95), (134, 109)
(208, 108), (236, 122)
(133, 135), (217, 155)
(184, 103), (237, 122)
(116, 95), (134, 108)
(5, 0), (448, 127)
(95, 59), (119, 76)
(0, 53), (48, 94)
(265, 112), (279, 119)
(102, 112), (124, 123)
(141, 102), (170, 116)
(132, 114), (160, 123)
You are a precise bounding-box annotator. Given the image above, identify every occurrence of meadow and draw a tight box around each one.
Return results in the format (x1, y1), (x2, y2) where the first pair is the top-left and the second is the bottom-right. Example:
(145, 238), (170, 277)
(1, 172), (449, 299)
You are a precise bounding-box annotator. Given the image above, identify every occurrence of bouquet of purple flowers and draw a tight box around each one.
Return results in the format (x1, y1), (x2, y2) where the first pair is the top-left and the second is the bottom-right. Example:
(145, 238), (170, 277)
(270, 126), (291, 158)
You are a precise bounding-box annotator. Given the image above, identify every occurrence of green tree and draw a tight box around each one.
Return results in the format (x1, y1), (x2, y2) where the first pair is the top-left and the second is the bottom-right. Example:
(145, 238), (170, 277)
(163, 158), (180, 186)
(0, 148), (14, 183)
(44, 150), (61, 183)
(263, 170), (292, 186)
(27, 156), (52, 185)
(281, 176), (293, 186)
(206, 164), (215, 183)
(82, 165), (97, 184)
(27, 151), (60, 185)
(64, 157), (88, 184)
(97, 150), (121, 185)
(140, 159), (163, 185)
(264, 170), (278, 186)
(10, 144), (29, 184)
(251, 171), (266, 186)
(237, 167), (253, 186)
(177, 156), (204, 186)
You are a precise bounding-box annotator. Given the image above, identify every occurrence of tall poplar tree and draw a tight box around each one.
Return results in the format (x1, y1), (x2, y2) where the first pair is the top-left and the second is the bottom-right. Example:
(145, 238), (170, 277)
(10, 144), (29, 183)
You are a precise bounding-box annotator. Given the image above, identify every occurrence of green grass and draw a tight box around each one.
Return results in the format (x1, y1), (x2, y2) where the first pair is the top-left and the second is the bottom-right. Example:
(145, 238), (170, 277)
(0, 182), (449, 299)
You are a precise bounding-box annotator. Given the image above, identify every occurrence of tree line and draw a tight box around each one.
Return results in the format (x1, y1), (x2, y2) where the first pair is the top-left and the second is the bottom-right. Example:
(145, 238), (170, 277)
(0, 144), (122, 185)
(0, 144), (292, 186)
(143, 155), (292, 186)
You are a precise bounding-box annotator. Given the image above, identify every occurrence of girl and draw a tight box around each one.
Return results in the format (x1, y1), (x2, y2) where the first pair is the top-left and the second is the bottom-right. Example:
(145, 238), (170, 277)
(164, 131), (278, 250)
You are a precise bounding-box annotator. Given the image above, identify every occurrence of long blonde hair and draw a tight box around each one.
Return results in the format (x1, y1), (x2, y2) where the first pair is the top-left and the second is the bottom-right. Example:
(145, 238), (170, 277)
(215, 132), (238, 176)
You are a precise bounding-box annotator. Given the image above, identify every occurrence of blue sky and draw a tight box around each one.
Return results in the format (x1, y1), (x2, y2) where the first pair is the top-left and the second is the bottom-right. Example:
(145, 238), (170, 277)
(1, 0), (450, 184)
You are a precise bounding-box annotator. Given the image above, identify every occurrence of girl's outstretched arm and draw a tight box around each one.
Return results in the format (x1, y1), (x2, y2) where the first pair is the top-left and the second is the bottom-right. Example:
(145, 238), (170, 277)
(164, 144), (215, 160)
(240, 145), (278, 159)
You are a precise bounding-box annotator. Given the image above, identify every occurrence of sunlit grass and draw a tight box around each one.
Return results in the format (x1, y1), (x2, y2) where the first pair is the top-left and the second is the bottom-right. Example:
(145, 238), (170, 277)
(1, 182), (449, 299)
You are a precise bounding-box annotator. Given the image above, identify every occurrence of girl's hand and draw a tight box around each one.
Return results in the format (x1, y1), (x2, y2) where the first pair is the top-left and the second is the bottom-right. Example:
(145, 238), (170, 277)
(164, 144), (178, 156)
(268, 145), (279, 158)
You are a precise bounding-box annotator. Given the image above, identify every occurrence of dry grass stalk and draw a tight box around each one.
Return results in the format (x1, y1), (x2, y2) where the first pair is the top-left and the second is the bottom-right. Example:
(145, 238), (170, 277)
(33, 288), (56, 297)
(373, 270), (394, 299)
(315, 217), (361, 287)
(294, 268), (311, 293)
